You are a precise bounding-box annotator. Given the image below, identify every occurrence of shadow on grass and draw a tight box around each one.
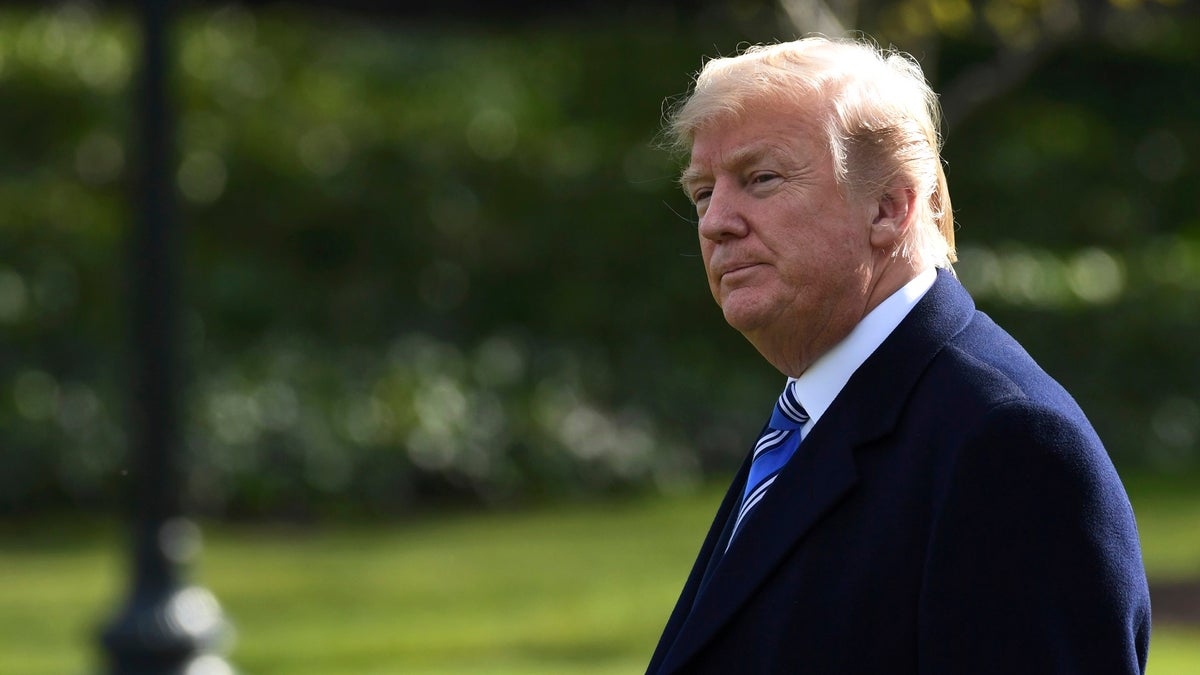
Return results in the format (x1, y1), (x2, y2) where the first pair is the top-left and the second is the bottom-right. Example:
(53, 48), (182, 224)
(1151, 579), (1200, 626)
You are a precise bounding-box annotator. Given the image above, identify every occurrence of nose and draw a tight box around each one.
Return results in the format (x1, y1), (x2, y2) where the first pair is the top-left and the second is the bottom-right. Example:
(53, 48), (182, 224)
(697, 181), (749, 242)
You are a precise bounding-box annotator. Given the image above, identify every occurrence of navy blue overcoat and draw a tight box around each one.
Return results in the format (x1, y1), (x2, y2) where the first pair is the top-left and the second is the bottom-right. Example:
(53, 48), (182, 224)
(647, 269), (1152, 675)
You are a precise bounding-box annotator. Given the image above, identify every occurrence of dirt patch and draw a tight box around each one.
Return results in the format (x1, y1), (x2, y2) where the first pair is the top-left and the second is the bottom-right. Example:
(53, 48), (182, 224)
(1151, 580), (1200, 625)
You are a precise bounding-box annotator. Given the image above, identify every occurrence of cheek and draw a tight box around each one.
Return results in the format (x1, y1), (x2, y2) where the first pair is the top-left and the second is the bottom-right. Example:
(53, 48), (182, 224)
(698, 241), (715, 272)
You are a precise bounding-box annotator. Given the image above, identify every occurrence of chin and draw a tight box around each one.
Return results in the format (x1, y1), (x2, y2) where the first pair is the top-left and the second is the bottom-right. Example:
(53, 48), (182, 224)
(721, 301), (771, 335)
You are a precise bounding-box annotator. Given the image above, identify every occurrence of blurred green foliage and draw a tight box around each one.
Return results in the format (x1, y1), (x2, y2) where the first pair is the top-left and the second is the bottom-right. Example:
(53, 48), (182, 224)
(0, 1), (1197, 516)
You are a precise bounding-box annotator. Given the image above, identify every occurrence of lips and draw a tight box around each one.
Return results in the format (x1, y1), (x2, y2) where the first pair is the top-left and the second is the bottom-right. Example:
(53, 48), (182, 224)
(716, 261), (763, 279)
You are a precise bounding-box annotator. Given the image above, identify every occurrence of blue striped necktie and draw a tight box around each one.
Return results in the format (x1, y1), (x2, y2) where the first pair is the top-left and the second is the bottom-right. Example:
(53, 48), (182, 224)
(728, 381), (809, 548)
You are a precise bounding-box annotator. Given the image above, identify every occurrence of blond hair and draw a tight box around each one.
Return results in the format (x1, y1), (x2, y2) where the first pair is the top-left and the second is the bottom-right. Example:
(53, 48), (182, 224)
(666, 37), (956, 267)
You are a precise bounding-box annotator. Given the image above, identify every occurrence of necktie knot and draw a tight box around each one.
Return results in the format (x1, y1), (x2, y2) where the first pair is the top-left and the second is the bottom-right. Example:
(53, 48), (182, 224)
(769, 381), (809, 431)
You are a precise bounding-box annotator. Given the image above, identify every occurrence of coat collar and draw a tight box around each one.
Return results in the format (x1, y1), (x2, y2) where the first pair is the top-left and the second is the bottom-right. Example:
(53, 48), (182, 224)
(652, 269), (975, 675)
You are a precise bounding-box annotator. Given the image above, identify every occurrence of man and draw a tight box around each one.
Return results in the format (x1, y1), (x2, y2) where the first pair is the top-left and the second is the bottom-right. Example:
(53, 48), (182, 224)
(646, 37), (1151, 674)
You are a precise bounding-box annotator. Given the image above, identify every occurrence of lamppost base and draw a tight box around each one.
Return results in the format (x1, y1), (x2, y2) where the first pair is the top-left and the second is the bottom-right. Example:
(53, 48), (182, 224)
(100, 585), (234, 675)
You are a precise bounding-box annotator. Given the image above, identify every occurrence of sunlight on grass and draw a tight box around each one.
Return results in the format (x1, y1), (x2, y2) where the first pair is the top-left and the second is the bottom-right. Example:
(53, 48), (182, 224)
(1127, 471), (1200, 582)
(1147, 627), (1200, 675)
(206, 495), (717, 675)
(0, 530), (120, 675)
(1, 473), (1197, 674)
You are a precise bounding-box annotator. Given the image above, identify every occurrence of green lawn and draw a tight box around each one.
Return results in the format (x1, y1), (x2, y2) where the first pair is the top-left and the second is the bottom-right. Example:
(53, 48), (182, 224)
(1, 473), (1197, 674)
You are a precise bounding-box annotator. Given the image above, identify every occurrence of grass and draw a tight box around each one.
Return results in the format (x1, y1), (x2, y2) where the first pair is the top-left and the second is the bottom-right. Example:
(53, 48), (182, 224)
(1124, 470), (1200, 582)
(1, 471), (1197, 674)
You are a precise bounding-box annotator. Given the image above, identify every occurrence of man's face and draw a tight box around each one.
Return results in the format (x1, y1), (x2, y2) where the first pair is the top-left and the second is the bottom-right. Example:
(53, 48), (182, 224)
(683, 99), (879, 373)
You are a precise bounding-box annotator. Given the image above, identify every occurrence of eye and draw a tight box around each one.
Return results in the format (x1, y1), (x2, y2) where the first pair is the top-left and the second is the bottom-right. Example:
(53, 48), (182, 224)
(686, 182), (710, 206)
(751, 172), (780, 185)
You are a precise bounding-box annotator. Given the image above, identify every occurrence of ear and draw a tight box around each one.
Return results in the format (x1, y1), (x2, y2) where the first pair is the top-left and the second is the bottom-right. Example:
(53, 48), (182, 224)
(869, 186), (916, 250)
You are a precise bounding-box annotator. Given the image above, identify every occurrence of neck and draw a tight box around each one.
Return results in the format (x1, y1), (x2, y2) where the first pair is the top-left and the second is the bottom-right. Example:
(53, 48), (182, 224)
(752, 257), (927, 378)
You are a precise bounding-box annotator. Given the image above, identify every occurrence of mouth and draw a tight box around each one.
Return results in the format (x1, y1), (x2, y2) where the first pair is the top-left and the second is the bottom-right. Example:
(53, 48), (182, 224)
(718, 262), (763, 280)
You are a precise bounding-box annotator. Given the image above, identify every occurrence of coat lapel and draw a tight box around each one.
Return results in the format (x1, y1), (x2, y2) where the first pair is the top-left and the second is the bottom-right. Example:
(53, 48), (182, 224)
(655, 414), (859, 674)
(652, 270), (975, 675)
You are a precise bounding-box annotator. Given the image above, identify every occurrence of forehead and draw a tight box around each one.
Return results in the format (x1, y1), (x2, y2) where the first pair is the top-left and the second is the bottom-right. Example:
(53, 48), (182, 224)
(682, 101), (827, 185)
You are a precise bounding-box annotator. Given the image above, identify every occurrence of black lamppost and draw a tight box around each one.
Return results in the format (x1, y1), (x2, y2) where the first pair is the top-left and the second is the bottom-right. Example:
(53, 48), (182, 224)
(99, 1), (233, 673)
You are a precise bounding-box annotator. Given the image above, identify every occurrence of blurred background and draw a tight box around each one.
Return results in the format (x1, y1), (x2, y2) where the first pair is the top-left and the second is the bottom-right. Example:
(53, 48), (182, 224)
(1, 0), (1197, 673)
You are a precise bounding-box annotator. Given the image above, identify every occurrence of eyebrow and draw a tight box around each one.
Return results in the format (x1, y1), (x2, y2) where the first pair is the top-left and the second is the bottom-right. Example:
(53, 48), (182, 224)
(679, 164), (710, 193)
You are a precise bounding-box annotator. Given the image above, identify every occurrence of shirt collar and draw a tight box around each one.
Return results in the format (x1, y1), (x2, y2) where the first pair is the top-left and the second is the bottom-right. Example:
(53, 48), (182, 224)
(789, 268), (937, 435)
